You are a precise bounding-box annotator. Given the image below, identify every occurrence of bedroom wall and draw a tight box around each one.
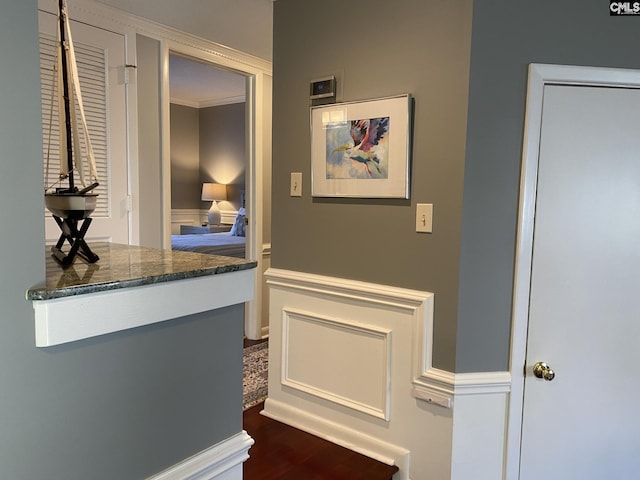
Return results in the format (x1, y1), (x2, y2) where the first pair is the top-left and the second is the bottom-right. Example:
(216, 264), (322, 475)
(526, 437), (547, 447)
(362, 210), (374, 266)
(171, 103), (201, 209)
(0, 5), (244, 478)
(271, 0), (472, 371)
(170, 102), (246, 215)
(199, 102), (246, 212)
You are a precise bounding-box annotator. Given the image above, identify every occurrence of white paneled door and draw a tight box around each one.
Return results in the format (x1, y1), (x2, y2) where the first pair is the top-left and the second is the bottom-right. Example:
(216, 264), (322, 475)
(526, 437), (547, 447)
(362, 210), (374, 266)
(520, 82), (640, 478)
(40, 10), (129, 244)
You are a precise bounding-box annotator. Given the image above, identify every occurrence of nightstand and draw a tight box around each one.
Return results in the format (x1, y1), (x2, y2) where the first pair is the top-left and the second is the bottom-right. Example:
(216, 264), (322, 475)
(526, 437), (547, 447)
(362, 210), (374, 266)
(180, 224), (232, 234)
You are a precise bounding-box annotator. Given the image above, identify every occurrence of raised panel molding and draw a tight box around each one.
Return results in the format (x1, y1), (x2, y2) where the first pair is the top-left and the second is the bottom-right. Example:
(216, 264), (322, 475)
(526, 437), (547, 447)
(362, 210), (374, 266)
(265, 268), (434, 479)
(266, 269), (511, 410)
(281, 308), (392, 420)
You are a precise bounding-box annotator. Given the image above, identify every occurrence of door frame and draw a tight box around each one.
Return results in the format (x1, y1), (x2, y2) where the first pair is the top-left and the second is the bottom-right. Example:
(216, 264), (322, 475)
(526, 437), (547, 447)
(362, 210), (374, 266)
(160, 40), (271, 340)
(506, 63), (640, 479)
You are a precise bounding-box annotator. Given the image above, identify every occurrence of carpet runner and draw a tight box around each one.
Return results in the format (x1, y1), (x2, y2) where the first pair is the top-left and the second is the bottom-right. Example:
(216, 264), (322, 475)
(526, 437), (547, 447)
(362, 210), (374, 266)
(243, 341), (268, 410)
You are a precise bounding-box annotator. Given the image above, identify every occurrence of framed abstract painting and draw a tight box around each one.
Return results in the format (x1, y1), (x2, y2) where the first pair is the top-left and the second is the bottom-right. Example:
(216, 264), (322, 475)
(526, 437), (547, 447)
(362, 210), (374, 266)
(310, 94), (411, 198)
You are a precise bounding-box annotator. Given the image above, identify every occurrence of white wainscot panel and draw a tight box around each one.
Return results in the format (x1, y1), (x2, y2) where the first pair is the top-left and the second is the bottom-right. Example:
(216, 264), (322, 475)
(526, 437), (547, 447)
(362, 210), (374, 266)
(264, 268), (440, 480)
(282, 308), (391, 420)
(264, 268), (512, 480)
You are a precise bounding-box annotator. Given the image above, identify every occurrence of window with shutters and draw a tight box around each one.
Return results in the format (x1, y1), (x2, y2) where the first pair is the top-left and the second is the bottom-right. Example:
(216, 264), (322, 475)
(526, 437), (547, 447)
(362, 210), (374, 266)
(40, 32), (109, 217)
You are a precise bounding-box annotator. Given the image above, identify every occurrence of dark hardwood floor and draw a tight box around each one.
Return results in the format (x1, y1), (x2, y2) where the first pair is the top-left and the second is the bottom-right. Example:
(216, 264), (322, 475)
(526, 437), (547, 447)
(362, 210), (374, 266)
(243, 402), (399, 480)
(244, 337), (268, 348)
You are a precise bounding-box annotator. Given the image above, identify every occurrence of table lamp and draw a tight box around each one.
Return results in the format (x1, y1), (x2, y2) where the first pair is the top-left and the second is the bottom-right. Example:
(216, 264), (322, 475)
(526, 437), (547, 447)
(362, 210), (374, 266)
(201, 183), (227, 225)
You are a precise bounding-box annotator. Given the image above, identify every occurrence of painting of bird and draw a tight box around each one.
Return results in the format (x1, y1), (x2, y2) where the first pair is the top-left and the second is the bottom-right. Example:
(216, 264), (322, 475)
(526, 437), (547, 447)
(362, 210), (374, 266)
(327, 116), (390, 179)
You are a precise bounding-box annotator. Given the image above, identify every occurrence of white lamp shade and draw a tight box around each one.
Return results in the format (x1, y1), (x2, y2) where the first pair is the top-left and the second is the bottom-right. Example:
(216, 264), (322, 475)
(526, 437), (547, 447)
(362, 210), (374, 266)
(201, 183), (227, 201)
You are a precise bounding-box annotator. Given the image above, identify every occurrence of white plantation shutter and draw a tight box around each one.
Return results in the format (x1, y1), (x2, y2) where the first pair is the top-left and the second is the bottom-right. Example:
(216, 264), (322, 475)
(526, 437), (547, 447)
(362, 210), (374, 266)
(40, 32), (109, 216)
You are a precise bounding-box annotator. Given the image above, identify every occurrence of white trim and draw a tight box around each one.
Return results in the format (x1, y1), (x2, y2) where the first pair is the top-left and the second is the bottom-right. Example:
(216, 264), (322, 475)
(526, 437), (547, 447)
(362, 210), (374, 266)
(451, 392), (510, 480)
(171, 95), (246, 109)
(33, 269), (255, 347)
(261, 398), (408, 469)
(507, 63), (640, 480)
(412, 369), (511, 409)
(265, 268), (432, 308)
(243, 73), (262, 339)
(147, 431), (254, 480)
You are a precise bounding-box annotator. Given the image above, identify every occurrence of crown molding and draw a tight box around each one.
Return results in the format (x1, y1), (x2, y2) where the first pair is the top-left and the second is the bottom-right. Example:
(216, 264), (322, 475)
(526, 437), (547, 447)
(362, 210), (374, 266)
(38, 0), (272, 75)
(170, 95), (246, 109)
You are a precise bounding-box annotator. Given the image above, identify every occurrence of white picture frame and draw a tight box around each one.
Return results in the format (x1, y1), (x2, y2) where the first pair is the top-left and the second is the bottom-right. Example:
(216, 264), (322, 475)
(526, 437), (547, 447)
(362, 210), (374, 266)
(311, 94), (411, 198)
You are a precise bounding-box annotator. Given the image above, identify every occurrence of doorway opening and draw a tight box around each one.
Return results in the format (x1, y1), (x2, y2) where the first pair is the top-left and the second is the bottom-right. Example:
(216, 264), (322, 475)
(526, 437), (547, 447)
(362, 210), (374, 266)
(168, 54), (247, 239)
(161, 43), (271, 340)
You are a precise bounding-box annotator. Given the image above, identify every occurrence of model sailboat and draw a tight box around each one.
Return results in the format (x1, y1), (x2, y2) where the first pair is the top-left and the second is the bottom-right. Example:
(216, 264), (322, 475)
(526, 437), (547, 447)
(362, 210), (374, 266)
(44, 0), (100, 265)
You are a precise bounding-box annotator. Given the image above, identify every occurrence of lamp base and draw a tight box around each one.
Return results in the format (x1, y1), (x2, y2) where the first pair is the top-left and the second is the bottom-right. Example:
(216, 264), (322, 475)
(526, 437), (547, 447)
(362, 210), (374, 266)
(207, 201), (221, 225)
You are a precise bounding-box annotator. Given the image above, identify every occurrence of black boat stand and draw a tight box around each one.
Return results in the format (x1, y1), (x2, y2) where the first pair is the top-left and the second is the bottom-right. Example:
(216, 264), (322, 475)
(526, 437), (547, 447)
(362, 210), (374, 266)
(51, 215), (100, 266)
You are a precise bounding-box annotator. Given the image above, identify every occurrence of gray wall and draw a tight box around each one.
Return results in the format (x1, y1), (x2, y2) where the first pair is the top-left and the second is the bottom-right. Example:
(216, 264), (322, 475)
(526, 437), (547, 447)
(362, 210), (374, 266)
(271, 0), (473, 371)
(273, 0), (640, 373)
(199, 102), (246, 211)
(0, 6), (243, 478)
(457, 0), (640, 372)
(170, 102), (246, 212)
(170, 103), (201, 209)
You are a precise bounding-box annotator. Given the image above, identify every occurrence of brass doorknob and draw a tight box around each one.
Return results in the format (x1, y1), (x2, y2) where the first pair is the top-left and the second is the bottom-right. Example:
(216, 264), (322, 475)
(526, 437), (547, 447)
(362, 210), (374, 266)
(533, 362), (555, 381)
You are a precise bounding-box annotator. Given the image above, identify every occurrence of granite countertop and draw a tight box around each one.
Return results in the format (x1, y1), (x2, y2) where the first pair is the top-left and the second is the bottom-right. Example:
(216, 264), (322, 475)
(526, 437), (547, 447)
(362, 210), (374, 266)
(27, 242), (257, 301)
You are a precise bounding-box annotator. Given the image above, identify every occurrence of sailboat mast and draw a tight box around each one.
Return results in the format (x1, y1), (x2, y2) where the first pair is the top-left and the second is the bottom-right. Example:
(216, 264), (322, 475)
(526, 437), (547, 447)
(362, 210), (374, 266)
(59, 0), (75, 192)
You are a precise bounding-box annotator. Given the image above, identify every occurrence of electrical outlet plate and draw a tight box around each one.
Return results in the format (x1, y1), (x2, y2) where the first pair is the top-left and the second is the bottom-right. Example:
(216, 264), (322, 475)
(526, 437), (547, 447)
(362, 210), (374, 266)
(290, 172), (302, 197)
(416, 203), (433, 233)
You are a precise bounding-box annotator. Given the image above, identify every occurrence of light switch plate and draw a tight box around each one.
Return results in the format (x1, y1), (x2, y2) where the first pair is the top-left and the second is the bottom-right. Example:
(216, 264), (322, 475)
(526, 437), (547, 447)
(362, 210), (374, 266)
(290, 172), (302, 197)
(416, 203), (433, 233)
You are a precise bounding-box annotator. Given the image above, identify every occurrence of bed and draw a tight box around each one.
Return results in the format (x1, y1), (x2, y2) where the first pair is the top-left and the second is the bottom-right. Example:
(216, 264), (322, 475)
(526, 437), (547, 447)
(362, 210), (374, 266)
(171, 231), (246, 258)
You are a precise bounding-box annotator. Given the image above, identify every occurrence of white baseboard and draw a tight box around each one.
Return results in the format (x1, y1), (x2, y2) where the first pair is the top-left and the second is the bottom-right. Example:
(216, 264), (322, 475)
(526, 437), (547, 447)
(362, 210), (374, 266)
(261, 398), (408, 469)
(147, 431), (254, 480)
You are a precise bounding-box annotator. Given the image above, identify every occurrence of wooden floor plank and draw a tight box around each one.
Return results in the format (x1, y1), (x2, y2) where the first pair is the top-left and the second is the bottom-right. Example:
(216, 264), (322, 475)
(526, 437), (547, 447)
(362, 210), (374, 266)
(243, 402), (398, 480)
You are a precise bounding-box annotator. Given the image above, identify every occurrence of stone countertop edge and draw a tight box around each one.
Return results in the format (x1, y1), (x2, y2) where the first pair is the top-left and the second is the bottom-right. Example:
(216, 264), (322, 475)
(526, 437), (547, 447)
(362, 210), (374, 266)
(27, 242), (258, 301)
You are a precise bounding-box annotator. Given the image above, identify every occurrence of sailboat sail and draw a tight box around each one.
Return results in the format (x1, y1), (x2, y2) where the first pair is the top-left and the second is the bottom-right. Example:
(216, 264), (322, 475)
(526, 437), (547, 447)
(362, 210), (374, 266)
(44, 0), (101, 231)
(45, 0), (99, 195)
(40, 31), (109, 214)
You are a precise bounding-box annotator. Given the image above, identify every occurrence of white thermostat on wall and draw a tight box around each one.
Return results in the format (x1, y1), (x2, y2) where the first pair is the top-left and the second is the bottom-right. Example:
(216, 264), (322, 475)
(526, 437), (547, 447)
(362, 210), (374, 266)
(310, 76), (336, 100)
